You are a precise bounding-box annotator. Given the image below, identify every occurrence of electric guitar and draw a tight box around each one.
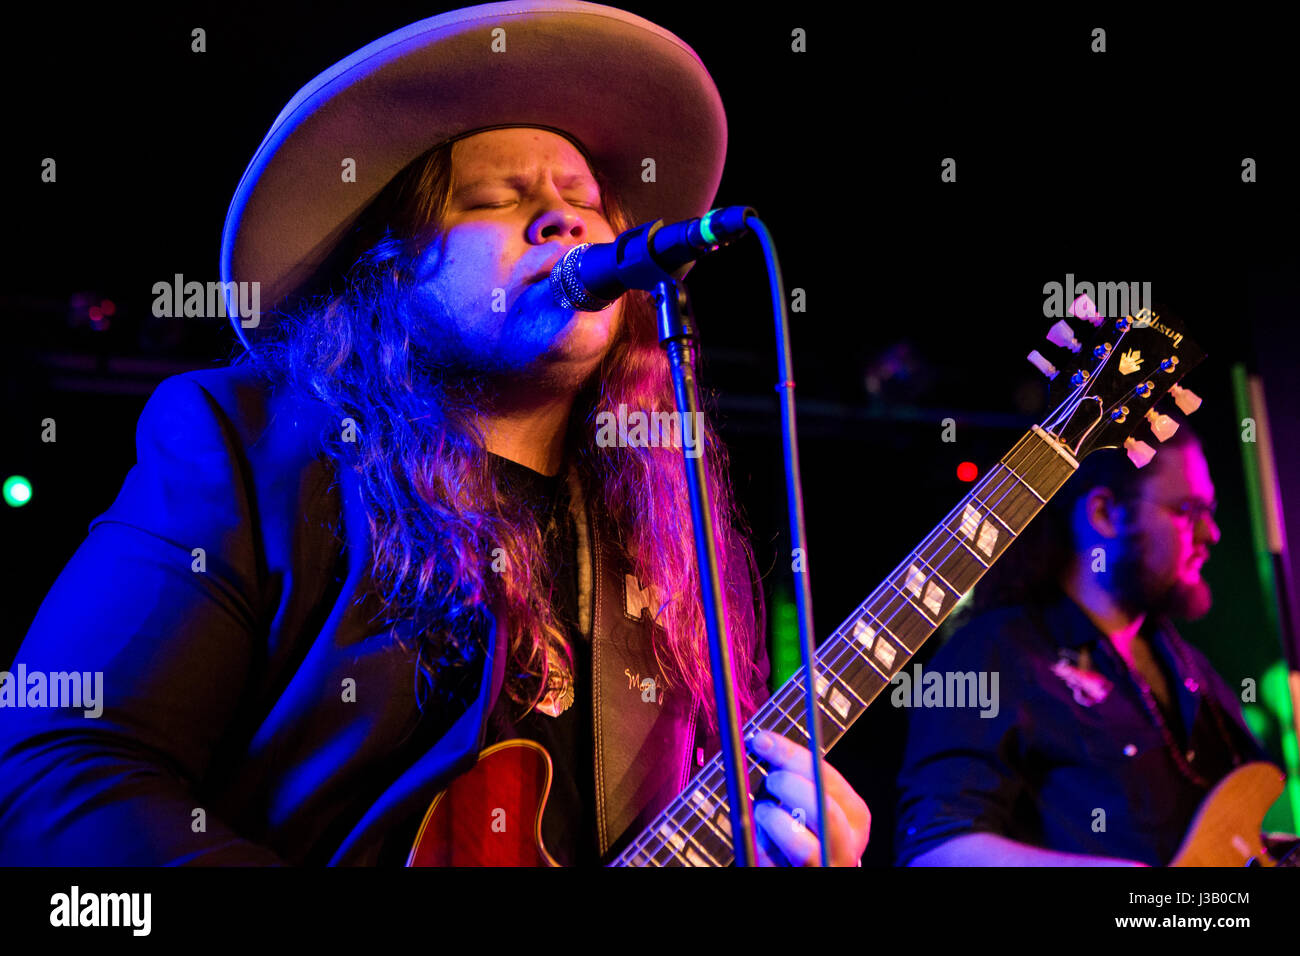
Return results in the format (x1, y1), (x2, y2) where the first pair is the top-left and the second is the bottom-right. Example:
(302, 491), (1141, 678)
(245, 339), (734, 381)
(407, 303), (1257, 866)
(1170, 761), (1294, 866)
(408, 744), (1294, 866)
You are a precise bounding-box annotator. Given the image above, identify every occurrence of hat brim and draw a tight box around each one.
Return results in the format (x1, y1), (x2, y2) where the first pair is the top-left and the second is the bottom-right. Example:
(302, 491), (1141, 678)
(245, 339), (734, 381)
(220, 1), (728, 348)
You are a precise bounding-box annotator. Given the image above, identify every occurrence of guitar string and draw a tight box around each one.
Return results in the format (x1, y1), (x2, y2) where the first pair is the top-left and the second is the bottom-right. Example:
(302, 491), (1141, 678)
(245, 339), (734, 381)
(623, 432), (1048, 865)
(631, 400), (1121, 865)
(623, 428), (1056, 865)
(634, 412), (1125, 865)
(625, 365), (1161, 866)
(644, 351), (1167, 866)
(627, 428), (1070, 865)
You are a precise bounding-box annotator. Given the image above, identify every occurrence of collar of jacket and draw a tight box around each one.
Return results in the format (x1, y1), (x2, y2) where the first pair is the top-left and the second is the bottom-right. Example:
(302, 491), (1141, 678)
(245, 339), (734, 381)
(329, 463), (700, 864)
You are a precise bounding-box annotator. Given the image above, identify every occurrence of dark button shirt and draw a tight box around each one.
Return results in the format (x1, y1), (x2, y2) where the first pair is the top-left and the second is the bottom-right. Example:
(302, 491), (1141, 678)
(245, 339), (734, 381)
(894, 591), (1269, 866)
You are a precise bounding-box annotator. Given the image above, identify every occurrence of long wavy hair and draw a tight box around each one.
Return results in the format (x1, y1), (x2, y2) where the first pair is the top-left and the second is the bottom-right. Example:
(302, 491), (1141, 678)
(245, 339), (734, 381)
(233, 132), (764, 732)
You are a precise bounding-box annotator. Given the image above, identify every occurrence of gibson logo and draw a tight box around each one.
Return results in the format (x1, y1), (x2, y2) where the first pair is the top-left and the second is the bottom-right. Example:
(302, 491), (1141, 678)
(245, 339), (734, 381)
(1129, 308), (1182, 348)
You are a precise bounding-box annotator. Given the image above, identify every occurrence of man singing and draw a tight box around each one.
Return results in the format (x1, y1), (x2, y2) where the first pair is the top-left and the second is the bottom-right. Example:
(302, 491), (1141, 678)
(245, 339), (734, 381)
(0, 2), (868, 867)
(895, 415), (1276, 866)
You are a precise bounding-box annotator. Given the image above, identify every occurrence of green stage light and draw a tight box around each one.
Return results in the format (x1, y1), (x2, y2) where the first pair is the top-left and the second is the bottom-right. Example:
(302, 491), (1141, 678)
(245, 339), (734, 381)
(4, 475), (32, 508)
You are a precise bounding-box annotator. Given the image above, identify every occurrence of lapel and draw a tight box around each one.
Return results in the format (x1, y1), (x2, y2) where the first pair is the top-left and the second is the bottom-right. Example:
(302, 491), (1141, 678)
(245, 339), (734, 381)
(327, 608), (506, 865)
(580, 476), (697, 859)
(326, 465), (508, 866)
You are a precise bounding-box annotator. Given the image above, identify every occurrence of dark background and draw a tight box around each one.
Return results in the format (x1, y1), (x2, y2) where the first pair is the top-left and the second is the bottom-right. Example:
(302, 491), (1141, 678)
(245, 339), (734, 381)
(3, 4), (1297, 865)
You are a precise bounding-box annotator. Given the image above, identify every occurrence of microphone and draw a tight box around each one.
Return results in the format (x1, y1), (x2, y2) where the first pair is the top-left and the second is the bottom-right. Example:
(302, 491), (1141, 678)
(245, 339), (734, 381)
(549, 205), (755, 311)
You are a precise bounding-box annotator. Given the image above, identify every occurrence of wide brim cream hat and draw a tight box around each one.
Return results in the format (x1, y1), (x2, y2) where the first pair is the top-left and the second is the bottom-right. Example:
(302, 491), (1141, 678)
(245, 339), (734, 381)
(219, 0), (728, 349)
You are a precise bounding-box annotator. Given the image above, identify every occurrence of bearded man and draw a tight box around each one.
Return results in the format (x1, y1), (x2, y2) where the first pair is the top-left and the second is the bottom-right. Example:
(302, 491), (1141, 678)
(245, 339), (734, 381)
(895, 417), (1272, 866)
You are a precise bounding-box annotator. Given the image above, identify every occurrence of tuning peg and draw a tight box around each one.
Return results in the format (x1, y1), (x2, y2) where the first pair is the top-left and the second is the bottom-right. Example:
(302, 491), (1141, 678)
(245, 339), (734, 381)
(1125, 437), (1156, 468)
(1028, 349), (1059, 380)
(1046, 320), (1082, 353)
(1169, 384), (1202, 414)
(1146, 408), (1180, 442)
(1068, 294), (1105, 327)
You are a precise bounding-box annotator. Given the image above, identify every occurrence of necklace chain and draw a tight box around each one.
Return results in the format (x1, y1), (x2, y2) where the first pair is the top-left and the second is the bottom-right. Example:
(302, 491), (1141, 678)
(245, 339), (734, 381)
(1118, 626), (1243, 789)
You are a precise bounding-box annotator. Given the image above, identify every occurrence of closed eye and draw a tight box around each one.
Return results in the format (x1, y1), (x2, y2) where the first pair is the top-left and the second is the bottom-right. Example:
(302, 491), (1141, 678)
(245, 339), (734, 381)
(469, 199), (600, 211)
(465, 199), (605, 219)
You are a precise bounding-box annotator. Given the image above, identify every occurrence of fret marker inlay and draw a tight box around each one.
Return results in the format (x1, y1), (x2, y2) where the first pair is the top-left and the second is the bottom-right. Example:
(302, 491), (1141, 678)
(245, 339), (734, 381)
(829, 687), (851, 719)
(613, 426), (1090, 867)
(660, 824), (684, 852)
(873, 639), (897, 670)
(852, 619), (875, 647)
(690, 790), (714, 817)
(923, 581), (945, 616)
(904, 565), (925, 597)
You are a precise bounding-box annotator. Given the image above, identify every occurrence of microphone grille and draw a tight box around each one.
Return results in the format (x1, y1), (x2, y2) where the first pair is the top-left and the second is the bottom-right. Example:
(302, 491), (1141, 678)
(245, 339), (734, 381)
(550, 243), (615, 312)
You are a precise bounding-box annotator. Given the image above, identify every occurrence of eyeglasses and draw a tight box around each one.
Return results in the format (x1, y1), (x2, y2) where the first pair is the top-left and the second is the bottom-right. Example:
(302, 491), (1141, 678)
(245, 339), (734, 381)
(1138, 497), (1218, 525)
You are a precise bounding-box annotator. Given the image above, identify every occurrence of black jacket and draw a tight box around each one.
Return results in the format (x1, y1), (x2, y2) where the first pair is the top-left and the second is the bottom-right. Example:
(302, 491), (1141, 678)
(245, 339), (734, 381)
(0, 364), (768, 865)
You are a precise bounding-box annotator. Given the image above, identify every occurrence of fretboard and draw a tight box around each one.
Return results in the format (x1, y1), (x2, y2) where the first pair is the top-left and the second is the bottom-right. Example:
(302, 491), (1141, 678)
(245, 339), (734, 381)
(614, 426), (1078, 866)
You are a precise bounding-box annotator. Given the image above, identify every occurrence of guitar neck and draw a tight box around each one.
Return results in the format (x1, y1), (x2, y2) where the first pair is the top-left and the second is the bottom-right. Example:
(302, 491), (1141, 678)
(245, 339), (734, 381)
(615, 425), (1079, 866)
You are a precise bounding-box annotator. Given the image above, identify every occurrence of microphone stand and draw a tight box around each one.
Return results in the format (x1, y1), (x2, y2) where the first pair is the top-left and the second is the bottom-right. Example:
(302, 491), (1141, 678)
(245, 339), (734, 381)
(655, 278), (759, 867)
(751, 214), (830, 867)
(559, 208), (822, 867)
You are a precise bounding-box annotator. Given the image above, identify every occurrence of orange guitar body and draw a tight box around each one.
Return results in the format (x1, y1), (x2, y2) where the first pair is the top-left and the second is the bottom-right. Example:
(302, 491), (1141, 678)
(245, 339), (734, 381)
(407, 739), (560, 867)
(1169, 762), (1287, 867)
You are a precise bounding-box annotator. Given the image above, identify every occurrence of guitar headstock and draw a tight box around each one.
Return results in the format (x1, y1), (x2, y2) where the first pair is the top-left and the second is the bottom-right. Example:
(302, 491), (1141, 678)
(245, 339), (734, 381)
(1028, 296), (1206, 467)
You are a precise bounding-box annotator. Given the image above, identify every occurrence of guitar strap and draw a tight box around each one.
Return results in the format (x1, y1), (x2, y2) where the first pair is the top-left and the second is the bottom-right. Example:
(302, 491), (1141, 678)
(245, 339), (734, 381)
(581, 473), (700, 859)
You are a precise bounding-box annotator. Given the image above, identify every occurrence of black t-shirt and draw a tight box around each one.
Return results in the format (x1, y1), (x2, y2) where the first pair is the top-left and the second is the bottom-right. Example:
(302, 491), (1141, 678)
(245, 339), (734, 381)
(378, 454), (599, 866)
(483, 455), (600, 866)
(894, 591), (1270, 866)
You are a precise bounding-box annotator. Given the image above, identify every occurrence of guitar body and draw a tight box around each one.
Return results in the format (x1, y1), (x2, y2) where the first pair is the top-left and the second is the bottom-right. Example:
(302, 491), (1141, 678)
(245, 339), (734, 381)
(407, 739), (560, 867)
(1170, 762), (1286, 867)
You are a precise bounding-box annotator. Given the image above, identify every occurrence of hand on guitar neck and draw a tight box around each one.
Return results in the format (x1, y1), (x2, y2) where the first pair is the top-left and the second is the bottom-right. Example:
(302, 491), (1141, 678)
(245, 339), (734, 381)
(745, 730), (871, 867)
